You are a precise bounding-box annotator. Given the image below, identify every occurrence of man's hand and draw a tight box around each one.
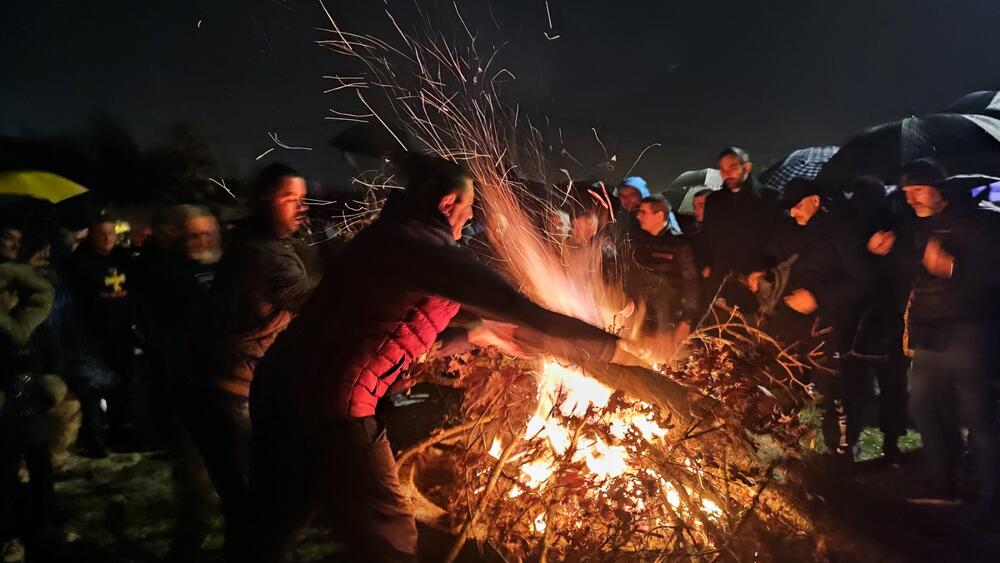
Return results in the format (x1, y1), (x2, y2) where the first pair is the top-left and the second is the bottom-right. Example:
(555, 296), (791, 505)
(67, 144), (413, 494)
(922, 237), (955, 278)
(701, 266), (712, 279)
(784, 289), (818, 315)
(468, 320), (522, 355)
(745, 271), (765, 293)
(867, 230), (896, 256)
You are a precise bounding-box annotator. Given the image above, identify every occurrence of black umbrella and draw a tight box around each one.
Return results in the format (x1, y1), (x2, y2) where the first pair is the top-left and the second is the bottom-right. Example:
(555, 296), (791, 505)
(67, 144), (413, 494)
(670, 168), (720, 190)
(758, 146), (838, 190)
(816, 113), (1000, 187)
(330, 124), (413, 159)
(945, 90), (1000, 118)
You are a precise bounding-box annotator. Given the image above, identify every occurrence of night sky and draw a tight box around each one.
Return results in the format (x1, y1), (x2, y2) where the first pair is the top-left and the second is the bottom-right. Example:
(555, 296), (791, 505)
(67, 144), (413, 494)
(2, 0), (998, 190)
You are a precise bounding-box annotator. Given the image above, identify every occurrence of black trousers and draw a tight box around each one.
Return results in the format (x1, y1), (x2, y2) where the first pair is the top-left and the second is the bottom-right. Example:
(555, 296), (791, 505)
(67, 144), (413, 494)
(0, 413), (57, 561)
(841, 354), (908, 452)
(185, 386), (253, 563)
(909, 324), (998, 498)
(249, 370), (417, 563)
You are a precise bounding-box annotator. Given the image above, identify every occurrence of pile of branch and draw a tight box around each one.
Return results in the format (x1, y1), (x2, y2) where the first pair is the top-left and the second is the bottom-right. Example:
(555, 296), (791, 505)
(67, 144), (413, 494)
(399, 309), (847, 562)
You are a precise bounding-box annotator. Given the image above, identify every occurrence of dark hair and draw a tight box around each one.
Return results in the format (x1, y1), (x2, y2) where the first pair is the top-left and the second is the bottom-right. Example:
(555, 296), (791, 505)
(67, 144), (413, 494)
(19, 228), (51, 262)
(0, 221), (22, 234)
(692, 188), (713, 200)
(640, 194), (671, 215)
(718, 146), (751, 164)
(253, 163), (301, 203)
(400, 153), (470, 198)
(381, 152), (471, 226)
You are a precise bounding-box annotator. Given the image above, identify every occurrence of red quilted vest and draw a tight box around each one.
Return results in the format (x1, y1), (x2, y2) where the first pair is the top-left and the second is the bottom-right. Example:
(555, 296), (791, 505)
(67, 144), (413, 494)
(336, 294), (459, 417)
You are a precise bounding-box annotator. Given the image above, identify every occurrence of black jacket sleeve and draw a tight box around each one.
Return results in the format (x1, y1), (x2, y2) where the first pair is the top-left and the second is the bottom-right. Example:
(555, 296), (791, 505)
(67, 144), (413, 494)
(807, 225), (872, 316)
(386, 234), (619, 364)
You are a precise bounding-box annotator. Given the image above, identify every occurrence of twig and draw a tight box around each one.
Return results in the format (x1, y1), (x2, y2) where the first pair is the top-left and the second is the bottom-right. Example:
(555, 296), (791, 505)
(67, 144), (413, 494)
(444, 436), (522, 563)
(397, 418), (491, 468)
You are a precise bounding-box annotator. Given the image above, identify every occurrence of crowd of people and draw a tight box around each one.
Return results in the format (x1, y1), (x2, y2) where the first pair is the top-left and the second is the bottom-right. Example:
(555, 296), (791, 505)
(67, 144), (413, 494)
(1, 145), (999, 562)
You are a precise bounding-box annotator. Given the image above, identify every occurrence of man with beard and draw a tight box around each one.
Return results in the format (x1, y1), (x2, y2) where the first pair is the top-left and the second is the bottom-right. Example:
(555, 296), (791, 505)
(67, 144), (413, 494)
(133, 205), (222, 561)
(880, 159), (1000, 502)
(188, 164), (319, 562)
(249, 154), (631, 563)
(700, 147), (782, 313)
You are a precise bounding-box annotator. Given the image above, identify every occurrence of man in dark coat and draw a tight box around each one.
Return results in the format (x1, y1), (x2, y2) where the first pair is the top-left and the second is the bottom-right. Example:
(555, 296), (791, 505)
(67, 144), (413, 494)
(748, 179), (872, 453)
(249, 154), (626, 563)
(135, 205), (223, 561)
(892, 159), (1000, 501)
(627, 195), (700, 348)
(838, 176), (911, 459)
(187, 164), (319, 563)
(700, 147), (783, 313)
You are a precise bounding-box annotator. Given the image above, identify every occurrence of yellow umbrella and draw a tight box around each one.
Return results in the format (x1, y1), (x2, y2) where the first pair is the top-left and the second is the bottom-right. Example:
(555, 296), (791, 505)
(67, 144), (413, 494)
(0, 171), (88, 203)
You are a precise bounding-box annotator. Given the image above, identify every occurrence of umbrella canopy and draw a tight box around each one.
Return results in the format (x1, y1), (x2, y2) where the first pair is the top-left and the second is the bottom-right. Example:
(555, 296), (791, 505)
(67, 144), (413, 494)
(816, 113), (1000, 187)
(670, 168), (722, 190)
(666, 168), (722, 212)
(330, 123), (413, 158)
(759, 146), (839, 190)
(945, 90), (1000, 117)
(0, 171), (88, 203)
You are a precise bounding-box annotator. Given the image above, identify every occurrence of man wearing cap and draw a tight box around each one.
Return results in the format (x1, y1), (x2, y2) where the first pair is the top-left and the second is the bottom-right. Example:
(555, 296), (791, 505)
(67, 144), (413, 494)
(700, 147), (782, 313)
(747, 178), (871, 453)
(872, 159), (1000, 501)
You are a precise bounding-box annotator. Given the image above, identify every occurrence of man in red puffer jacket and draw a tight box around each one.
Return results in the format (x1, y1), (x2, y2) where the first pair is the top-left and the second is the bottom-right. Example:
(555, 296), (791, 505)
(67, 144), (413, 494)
(250, 154), (626, 563)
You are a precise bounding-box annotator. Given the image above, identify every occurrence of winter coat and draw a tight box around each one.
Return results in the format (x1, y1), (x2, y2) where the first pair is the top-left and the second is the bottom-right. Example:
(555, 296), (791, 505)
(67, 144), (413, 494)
(203, 224), (319, 398)
(0, 264), (57, 419)
(759, 209), (872, 348)
(256, 214), (619, 421)
(700, 178), (782, 278)
(136, 246), (216, 373)
(907, 203), (1000, 349)
(833, 196), (916, 357)
(625, 226), (700, 325)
